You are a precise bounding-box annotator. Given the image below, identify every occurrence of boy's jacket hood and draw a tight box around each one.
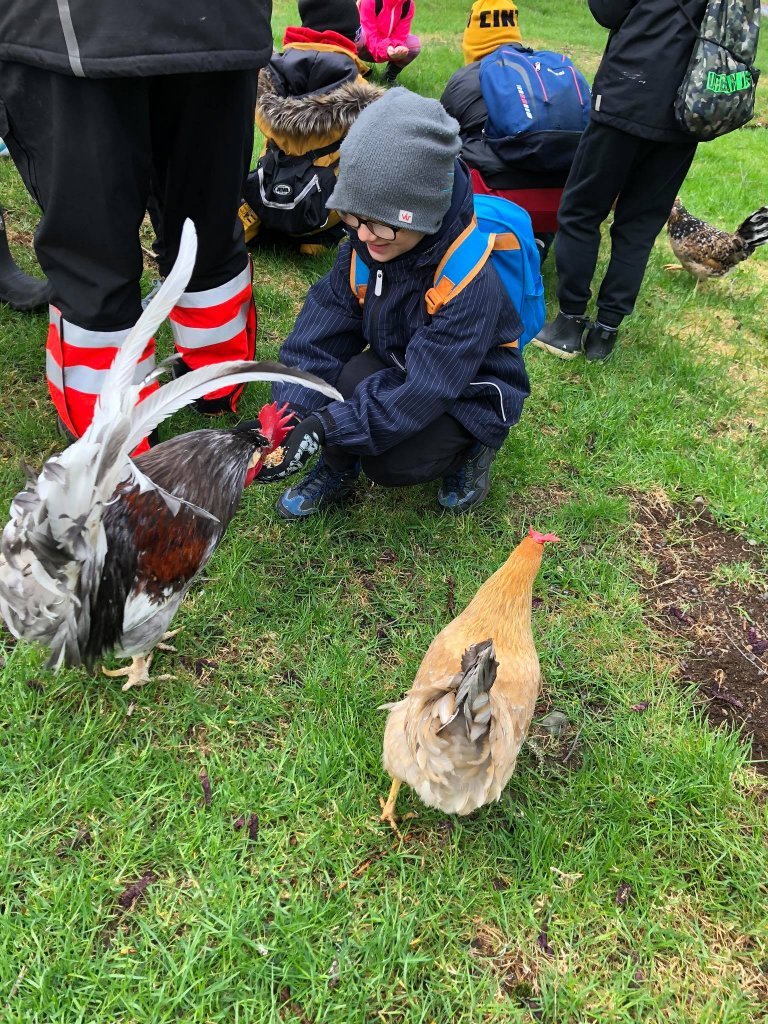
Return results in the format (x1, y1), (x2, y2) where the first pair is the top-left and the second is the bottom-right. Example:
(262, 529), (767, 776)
(256, 49), (383, 141)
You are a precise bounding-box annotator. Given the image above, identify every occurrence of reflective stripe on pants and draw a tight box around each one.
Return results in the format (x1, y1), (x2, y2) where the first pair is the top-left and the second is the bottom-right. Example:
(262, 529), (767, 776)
(46, 305), (158, 451)
(169, 260), (257, 409)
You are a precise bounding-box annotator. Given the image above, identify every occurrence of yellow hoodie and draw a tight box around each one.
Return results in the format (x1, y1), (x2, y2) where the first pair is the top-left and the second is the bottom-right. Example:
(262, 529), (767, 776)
(462, 0), (522, 64)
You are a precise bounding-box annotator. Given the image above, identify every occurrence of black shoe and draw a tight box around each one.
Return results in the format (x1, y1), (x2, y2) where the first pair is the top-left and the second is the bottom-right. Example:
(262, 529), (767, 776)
(172, 356), (236, 415)
(583, 324), (618, 362)
(438, 443), (496, 513)
(0, 210), (51, 312)
(531, 312), (587, 359)
(384, 62), (401, 85)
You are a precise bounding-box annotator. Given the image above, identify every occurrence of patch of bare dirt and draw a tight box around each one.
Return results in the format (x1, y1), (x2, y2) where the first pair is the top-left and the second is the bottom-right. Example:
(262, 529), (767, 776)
(633, 492), (768, 769)
(469, 919), (542, 1006)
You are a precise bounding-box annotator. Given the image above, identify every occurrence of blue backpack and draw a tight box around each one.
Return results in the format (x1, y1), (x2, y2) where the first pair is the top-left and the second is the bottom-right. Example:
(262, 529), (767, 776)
(349, 194), (544, 351)
(479, 45), (590, 172)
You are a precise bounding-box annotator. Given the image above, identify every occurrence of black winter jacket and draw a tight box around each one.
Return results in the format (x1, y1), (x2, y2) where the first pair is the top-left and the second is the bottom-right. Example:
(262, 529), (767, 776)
(0, 0), (273, 78)
(589, 0), (706, 141)
(273, 162), (530, 455)
(441, 60), (570, 189)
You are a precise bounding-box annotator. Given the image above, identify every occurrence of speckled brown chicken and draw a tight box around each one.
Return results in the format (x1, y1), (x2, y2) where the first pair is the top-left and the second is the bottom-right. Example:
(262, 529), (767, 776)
(666, 197), (768, 283)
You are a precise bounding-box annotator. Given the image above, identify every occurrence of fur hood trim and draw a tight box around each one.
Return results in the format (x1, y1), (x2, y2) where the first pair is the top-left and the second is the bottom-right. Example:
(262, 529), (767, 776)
(256, 66), (383, 139)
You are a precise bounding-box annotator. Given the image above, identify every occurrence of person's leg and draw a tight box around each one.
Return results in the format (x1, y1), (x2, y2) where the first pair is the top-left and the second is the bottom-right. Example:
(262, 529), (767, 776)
(584, 138), (697, 358)
(150, 70), (258, 412)
(533, 122), (641, 358)
(323, 350), (387, 470)
(362, 414), (472, 487)
(0, 61), (155, 439)
(384, 34), (421, 82)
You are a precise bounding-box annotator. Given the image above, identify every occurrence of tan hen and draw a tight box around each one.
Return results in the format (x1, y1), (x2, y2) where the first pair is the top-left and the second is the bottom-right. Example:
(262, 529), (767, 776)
(380, 529), (559, 831)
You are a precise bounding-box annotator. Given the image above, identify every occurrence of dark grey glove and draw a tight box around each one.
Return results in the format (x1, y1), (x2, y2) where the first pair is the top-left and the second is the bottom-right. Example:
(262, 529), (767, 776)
(256, 414), (325, 482)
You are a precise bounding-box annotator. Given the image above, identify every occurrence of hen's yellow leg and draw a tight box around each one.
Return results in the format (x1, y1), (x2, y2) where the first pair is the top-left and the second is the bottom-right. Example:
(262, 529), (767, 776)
(663, 263), (684, 271)
(102, 654), (175, 691)
(380, 778), (406, 838)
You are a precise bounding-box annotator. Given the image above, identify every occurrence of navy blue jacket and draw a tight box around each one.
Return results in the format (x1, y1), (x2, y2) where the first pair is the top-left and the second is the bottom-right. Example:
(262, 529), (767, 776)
(274, 163), (530, 456)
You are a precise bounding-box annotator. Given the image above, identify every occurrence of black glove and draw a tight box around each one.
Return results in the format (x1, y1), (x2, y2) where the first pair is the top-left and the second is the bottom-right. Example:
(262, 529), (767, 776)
(256, 413), (325, 482)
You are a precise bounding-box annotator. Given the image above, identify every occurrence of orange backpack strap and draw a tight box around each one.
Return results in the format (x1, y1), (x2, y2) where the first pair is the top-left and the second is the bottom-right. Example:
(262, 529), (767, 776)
(425, 216), (496, 316)
(349, 249), (369, 306)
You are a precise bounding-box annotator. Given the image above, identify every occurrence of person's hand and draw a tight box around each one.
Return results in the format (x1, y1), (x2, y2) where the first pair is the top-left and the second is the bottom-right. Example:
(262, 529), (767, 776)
(256, 414), (325, 482)
(387, 45), (408, 59)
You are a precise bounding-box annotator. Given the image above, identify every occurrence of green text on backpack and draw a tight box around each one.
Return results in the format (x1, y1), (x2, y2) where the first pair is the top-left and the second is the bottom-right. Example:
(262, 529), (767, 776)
(674, 0), (761, 140)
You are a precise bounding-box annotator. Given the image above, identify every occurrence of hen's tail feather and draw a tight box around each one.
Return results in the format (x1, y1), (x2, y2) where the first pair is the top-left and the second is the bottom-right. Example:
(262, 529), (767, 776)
(124, 360), (343, 454)
(737, 206), (768, 251)
(96, 220), (198, 407)
(436, 639), (497, 742)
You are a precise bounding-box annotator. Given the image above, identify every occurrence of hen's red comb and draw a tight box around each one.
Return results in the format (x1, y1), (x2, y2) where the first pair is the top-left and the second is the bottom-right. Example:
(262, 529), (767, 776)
(529, 528), (561, 544)
(257, 401), (296, 447)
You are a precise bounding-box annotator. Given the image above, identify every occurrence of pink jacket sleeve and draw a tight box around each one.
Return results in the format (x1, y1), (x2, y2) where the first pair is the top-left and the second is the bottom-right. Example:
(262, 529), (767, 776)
(388, 0), (415, 48)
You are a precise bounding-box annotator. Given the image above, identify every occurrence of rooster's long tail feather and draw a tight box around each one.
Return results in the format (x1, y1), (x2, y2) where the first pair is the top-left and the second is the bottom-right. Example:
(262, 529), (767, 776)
(124, 360), (342, 454)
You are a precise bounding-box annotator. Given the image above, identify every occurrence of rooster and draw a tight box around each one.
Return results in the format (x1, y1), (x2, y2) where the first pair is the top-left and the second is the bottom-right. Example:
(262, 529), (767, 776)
(380, 529), (559, 832)
(0, 221), (342, 690)
(666, 197), (768, 284)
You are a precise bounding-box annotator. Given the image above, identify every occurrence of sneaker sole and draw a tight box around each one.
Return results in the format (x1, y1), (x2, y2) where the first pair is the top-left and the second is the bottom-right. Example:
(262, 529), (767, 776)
(529, 337), (582, 360)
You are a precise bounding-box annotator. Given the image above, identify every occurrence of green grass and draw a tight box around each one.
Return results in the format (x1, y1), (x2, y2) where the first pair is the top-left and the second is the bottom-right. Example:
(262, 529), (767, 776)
(1, 1), (767, 1021)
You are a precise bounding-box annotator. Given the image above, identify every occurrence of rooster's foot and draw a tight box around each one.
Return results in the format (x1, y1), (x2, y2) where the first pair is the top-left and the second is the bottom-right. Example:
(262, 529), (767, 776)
(102, 654), (176, 691)
(663, 263), (684, 271)
(156, 627), (183, 653)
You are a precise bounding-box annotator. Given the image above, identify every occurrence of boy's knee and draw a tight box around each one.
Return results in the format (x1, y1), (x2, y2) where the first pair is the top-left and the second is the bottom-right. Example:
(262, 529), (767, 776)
(362, 449), (454, 488)
(362, 452), (424, 488)
(335, 351), (386, 399)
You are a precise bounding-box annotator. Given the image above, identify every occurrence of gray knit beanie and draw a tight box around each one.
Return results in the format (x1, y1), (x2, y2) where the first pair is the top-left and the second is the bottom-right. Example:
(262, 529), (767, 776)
(327, 88), (462, 235)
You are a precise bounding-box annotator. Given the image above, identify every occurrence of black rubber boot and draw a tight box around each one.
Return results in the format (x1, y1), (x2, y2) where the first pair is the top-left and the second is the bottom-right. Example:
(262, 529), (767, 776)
(583, 324), (618, 362)
(384, 62), (401, 85)
(531, 311), (587, 359)
(0, 209), (50, 312)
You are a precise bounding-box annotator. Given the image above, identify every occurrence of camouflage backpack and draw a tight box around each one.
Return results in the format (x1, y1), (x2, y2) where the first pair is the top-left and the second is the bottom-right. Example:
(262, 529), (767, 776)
(674, 0), (761, 139)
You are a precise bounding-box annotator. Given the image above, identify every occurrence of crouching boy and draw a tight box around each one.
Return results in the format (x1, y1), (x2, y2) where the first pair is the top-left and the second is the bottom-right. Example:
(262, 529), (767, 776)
(257, 88), (530, 516)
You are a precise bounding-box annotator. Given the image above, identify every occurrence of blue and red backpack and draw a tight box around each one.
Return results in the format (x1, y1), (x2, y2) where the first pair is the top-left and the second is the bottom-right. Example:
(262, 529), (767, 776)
(349, 194), (545, 351)
(479, 44), (591, 172)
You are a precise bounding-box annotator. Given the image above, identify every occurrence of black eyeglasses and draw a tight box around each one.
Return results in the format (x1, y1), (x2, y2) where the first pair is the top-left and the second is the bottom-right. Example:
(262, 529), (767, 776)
(338, 212), (400, 241)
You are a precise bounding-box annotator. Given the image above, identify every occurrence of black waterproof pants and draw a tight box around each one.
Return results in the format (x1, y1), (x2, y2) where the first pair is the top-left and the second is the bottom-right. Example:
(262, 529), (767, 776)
(324, 351), (474, 486)
(0, 62), (257, 330)
(555, 120), (697, 328)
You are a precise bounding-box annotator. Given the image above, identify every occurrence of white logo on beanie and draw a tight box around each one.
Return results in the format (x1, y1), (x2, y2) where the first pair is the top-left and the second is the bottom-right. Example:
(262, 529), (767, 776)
(398, 210), (414, 224)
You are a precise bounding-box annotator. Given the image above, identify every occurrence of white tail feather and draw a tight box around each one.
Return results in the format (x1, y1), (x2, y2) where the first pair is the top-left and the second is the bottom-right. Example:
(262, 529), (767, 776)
(95, 219), (198, 414)
(123, 360), (343, 453)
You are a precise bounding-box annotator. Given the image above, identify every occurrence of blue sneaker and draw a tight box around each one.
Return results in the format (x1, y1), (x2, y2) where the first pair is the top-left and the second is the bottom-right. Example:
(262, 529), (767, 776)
(438, 443), (496, 513)
(276, 457), (360, 519)
(0, 139), (9, 158)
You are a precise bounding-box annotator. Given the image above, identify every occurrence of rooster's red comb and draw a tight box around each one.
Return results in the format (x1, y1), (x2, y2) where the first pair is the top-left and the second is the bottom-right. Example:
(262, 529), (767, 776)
(257, 401), (296, 446)
(529, 528), (561, 544)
